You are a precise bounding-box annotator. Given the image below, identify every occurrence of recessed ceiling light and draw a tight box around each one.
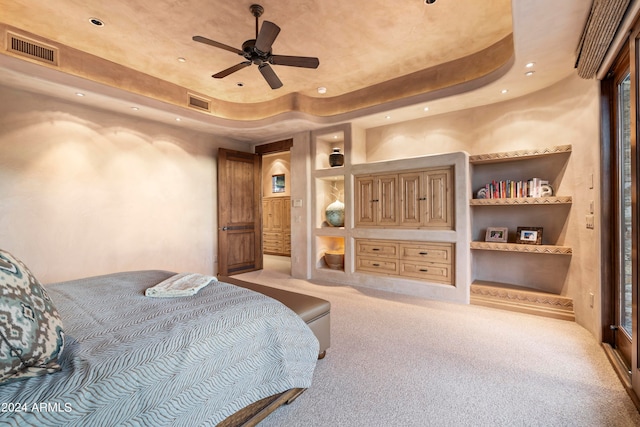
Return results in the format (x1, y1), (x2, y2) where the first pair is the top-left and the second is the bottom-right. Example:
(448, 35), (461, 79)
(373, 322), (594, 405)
(175, 117), (181, 122)
(89, 18), (104, 27)
(75, 92), (85, 97)
(385, 115), (392, 119)
(525, 62), (536, 68)
(525, 71), (535, 77)
(131, 107), (139, 111)
(501, 89), (508, 94)
(423, 106), (430, 112)
(177, 57), (186, 63)
(317, 87), (327, 94)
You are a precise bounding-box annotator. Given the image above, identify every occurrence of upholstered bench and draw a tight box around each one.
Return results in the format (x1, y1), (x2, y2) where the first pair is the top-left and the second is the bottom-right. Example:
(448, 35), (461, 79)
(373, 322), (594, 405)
(219, 276), (331, 359)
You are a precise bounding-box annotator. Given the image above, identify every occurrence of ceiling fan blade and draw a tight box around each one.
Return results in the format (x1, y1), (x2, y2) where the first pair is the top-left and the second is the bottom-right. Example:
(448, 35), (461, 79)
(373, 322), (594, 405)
(213, 61), (251, 78)
(270, 55), (320, 69)
(255, 21), (280, 53)
(193, 36), (244, 55)
(258, 63), (283, 89)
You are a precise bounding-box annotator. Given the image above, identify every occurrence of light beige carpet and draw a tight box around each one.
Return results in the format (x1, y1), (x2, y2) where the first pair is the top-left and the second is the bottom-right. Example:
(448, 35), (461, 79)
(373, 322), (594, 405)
(237, 260), (640, 427)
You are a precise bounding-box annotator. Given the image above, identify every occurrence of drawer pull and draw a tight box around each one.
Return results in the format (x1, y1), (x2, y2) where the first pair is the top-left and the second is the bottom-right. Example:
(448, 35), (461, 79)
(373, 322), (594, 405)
(372, 248), (381, 251)
(418, 197), (427, 201)
(373, 263), (380, 267)
(419, 268), (429, 272)
(419, 251), (429, 255)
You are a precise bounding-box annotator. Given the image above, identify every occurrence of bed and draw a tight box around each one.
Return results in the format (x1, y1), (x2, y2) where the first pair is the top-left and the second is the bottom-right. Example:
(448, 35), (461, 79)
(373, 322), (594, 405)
(0, 249), (319, 426)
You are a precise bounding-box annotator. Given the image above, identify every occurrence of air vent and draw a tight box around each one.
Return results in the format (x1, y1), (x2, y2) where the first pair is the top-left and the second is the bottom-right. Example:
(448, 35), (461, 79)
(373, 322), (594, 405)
(187, 93), (211, 112)
(6, 32), (58, 66)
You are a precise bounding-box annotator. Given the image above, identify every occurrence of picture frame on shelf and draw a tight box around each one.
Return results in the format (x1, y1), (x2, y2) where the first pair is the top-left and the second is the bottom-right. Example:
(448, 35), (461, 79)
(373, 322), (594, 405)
(516, 226), (543, 245)
(485, 227), (508, 243)
(272, 174), (285, 193)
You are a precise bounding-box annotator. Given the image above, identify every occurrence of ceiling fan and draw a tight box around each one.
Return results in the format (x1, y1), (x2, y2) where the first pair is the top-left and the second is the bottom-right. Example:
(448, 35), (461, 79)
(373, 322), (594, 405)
(193, 4), (320, 89)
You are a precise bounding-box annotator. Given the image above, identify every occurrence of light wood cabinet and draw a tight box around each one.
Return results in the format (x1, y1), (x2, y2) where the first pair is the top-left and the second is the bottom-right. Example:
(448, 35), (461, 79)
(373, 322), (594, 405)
(355, 167), (453, 229)
(355, 239), (454, 285)
(263, 197), (290, 256)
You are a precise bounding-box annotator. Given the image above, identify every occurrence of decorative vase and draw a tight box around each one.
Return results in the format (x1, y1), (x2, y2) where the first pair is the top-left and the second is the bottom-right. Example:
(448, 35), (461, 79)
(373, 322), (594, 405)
(325, 199), (345, 227)
(329, 148), (344, 167)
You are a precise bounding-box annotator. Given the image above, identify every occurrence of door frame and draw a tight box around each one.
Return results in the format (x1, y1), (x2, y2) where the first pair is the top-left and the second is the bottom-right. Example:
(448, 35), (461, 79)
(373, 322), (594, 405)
(601, 30), (640, 408)
(255, 138), (293, 266)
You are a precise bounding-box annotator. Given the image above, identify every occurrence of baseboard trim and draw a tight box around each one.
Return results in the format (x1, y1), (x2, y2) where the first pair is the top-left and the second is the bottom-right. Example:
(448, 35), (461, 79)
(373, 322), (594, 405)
(602, 343), (640, 412)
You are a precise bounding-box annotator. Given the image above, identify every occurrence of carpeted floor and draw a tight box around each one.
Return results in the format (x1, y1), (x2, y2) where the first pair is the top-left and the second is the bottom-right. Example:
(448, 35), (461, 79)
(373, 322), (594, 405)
(237, 257), (640, 426)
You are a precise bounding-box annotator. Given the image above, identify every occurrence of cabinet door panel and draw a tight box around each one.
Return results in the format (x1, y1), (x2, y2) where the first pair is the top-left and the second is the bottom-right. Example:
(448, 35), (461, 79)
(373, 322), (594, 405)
(425, 168), (453, 229)
(262, 200), (272, 231)
(377, 174), (398, 226)
(355, 176), (376, 226)
(399, 172), (422, 226)
(270, 198), (284, 231)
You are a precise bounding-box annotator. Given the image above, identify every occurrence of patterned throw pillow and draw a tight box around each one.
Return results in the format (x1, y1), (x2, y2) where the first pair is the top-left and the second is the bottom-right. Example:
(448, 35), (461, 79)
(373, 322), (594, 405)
(0, 249), (65, 385)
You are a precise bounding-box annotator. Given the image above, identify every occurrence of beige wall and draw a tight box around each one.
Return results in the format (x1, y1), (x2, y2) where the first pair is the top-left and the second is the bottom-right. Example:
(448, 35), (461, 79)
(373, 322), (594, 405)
(262, 152), (291, 197)
(365, 73), (602, 337)
(0, 86), (245, 283)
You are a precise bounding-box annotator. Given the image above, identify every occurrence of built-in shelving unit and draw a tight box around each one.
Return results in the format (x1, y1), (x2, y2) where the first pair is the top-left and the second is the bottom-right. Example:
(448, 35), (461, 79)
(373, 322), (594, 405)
(311, 125), (350, 274)
(469, 145), (574, 320)
(307, 124), (470, 304)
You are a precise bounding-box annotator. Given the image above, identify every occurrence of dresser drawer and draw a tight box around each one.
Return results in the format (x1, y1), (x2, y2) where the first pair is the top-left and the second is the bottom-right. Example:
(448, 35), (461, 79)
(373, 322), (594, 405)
(399, 261), (453, 284)
(356, 256), (399, 275)
(355, 240), (399, 258)
(400, 242), (453, 263)
(264, 232), (283, 241)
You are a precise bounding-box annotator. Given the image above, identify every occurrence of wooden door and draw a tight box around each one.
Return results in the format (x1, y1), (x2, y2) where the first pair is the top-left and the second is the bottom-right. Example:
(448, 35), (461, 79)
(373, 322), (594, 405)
(217, 148), (263, 275)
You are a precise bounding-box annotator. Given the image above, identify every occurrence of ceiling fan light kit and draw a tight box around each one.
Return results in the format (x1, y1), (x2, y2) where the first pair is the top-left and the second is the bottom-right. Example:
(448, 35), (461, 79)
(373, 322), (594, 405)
(193, 4), (319, 90)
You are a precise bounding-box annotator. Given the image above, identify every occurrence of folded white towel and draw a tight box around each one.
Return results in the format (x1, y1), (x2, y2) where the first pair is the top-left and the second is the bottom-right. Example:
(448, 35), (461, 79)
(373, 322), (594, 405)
(145, 273), (217, 297)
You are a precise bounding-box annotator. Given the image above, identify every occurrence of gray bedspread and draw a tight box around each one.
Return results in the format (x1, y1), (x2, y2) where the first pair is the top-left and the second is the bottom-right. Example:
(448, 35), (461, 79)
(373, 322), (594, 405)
(0, 270), (319, 426)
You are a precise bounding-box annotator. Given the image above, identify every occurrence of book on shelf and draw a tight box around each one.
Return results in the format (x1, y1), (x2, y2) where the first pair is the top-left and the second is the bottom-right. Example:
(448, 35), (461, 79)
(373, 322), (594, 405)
(476, 178), (548, 199)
